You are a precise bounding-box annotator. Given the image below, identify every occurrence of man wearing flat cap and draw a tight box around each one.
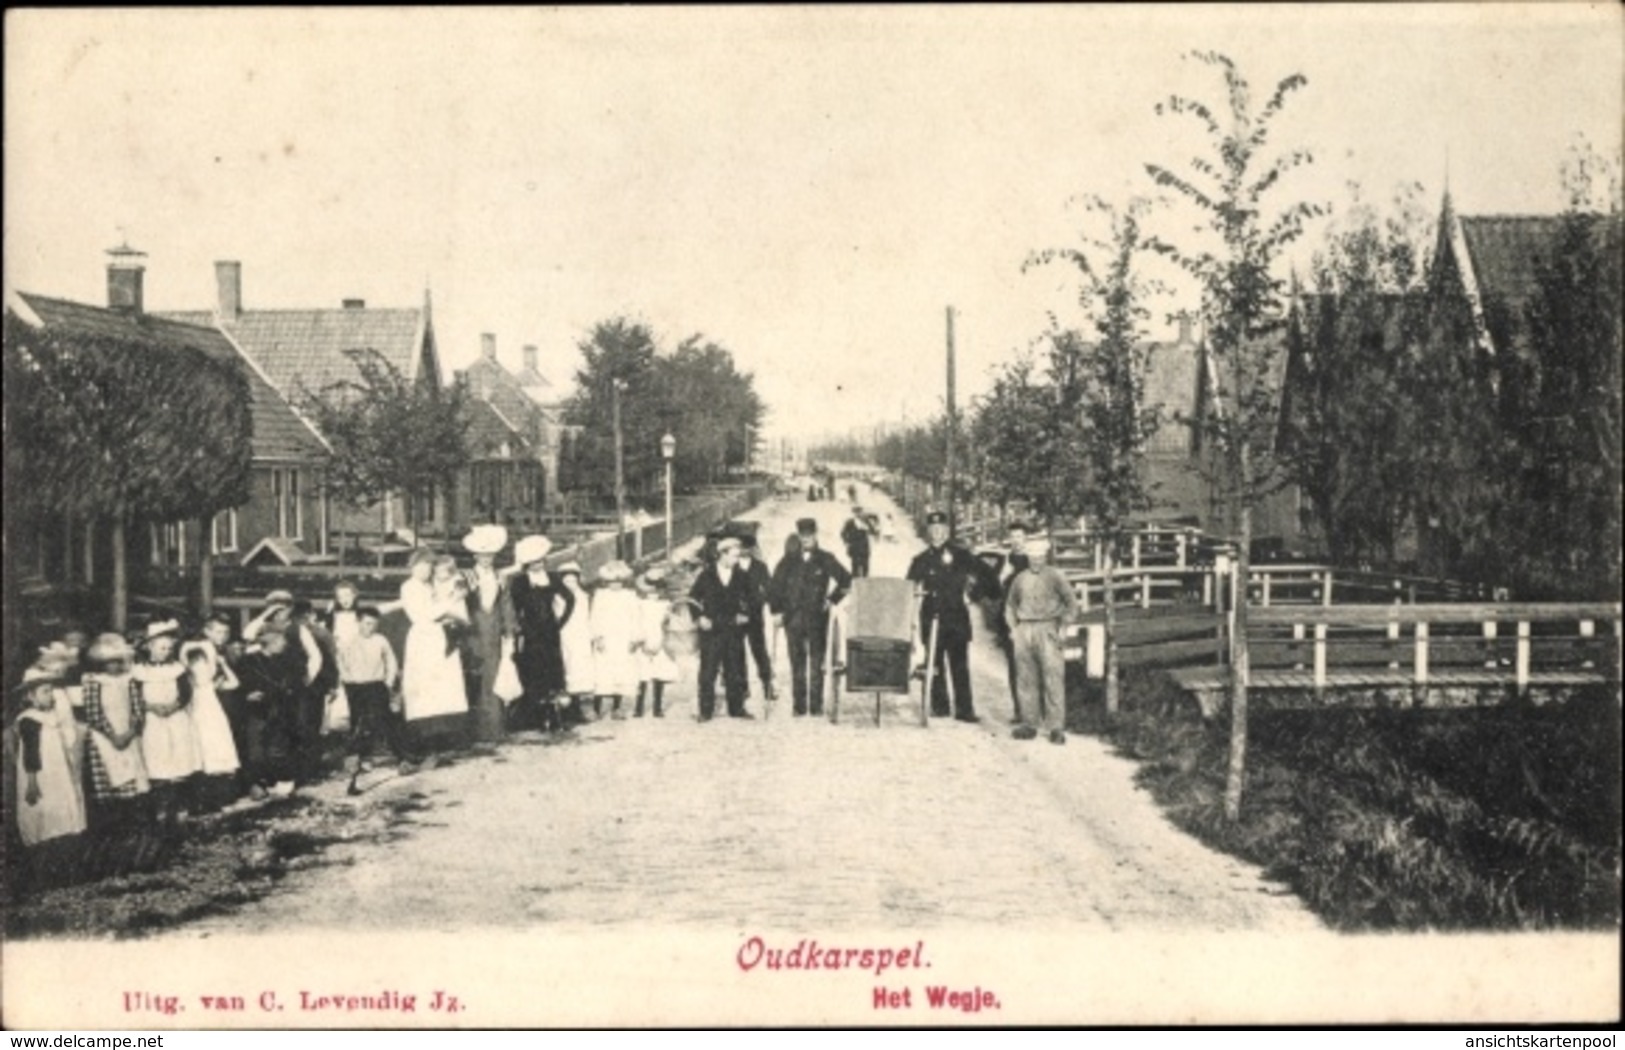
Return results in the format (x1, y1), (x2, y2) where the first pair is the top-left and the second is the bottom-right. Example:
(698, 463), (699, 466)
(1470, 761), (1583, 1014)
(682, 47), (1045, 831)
(688, 536), (756, 719)
(907, 510), (999, 722)
(768, 518), (852, 717)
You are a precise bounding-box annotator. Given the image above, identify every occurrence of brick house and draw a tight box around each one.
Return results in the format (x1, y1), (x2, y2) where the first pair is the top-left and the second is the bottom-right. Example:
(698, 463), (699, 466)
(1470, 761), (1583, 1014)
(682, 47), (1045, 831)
(162, 261), (450, 543)
(454, 332), (571, 517)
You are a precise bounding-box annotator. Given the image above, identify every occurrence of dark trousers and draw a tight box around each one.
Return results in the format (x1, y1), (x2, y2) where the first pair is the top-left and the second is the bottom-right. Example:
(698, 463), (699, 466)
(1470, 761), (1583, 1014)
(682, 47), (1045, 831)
(848, 549), (870, 578)
(785, 616), (830, 716)
(999, 626), (1023, 723)
(293, 686), (328, 784)
(744, 617), (774, 693)
(345, 681), (405, 762)
(245, 699), (296, 787)
(697, 629), (747, 719)
(929, 635), (975, 720)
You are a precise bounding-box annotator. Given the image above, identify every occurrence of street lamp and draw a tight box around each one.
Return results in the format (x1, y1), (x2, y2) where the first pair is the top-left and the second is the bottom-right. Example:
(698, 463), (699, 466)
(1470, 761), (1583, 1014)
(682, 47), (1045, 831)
(661, 431), (676, 559)
(612, 378), (628, 560)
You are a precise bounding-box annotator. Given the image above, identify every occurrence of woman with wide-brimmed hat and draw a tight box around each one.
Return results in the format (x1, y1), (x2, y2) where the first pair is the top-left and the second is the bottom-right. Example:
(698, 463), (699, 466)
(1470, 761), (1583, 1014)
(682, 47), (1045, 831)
(506, 535), (575, 732)
(460, 524), (516, 746)
(11, 664), (88, 857)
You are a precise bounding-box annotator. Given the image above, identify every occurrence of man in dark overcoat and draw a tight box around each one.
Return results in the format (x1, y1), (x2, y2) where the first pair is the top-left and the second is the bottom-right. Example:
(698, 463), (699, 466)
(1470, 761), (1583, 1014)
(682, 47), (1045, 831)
(688, 537), (756, 720)
(768, 518), (852, 717)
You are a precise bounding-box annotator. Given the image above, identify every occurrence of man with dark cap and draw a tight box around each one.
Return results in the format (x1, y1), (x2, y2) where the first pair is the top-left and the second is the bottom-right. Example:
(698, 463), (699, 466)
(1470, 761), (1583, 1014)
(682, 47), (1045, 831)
(768, 518), (852, 717)
(689, 536), (756, 720)
(907, 510), (998, 723)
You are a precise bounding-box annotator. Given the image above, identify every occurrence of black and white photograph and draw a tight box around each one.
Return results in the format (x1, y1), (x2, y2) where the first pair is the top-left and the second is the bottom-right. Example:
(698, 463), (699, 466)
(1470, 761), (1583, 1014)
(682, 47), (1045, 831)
(2, 5), (1620, 1028)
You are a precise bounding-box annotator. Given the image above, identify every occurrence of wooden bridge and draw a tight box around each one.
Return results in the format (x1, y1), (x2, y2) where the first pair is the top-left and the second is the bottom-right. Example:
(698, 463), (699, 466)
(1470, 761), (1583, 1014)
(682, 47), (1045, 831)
(968, 522), (1621, 711)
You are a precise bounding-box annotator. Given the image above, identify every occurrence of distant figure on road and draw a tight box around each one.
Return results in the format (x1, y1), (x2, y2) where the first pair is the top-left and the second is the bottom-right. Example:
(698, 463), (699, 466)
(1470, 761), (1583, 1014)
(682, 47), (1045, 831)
(907, 510), (998, 723)
(1003, 536), (1076, 745)
(841, 505), (876, 578)
(689, 537), (755, 720)
(768, 518), (852, 717)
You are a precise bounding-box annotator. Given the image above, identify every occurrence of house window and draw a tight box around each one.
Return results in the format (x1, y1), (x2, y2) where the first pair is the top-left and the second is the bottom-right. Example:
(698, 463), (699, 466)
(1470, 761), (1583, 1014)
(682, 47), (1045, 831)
(151, 522), (186, 567)
(273, 468), (303, 539)
(212, 508), (240, 554)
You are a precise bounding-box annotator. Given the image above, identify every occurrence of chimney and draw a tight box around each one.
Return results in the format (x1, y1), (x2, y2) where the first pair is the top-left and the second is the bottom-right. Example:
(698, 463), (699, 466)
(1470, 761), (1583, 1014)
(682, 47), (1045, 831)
(215, 260), (242, 322)
(1177, 311), (1195, 345)
(106, 244), (147, 314)
(342, 298), (366, 310)
(523, 344), (538, 374)
(481, 333), (497, 361)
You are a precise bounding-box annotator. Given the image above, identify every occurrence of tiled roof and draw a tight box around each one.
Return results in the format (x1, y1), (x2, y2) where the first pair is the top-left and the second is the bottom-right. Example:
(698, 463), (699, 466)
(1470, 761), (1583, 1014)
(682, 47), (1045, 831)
(161, 308), (424, 401)
(15, 293), (327, 463)
(466, 397), (529, 458)
(1458, 216), (1566, 310)
(461, 357), (543, 437)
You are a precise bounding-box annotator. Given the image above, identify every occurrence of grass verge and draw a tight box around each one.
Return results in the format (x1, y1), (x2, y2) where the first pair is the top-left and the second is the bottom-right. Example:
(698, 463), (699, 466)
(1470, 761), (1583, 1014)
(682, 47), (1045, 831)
(1071, 667), (1621, 930)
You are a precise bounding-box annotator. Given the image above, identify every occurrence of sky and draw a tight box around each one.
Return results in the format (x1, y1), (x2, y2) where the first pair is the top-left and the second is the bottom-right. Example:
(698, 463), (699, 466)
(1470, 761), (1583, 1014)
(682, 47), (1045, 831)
(6, 6), (1621, 449)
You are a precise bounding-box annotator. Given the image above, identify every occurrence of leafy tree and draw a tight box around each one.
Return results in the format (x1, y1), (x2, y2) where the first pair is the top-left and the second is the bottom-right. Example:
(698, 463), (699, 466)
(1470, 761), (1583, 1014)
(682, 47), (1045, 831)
(1511, 141), (1622, 598)
(1283, 181), (1433, 568)
(297, 348), (470, 549)
(1144, 50), (1323, 820)
(3, 311), (253, 629)
(1028, 196), (1166, 713)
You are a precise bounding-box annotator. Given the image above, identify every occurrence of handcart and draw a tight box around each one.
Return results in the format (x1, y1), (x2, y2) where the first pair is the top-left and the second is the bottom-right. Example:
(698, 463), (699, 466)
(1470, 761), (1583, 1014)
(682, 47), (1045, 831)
(824, 576), (929, 726)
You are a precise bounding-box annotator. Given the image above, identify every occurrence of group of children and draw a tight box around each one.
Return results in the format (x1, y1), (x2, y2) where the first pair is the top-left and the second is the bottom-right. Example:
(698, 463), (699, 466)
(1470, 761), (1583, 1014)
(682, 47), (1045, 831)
(5, 551), (688, 892)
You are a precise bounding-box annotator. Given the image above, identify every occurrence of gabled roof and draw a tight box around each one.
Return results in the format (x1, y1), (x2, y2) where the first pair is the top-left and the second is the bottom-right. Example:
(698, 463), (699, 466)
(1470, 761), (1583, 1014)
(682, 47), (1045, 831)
(1457, 216), (1566, 317)
(14, 292), (328, 462)
(465, 397), (530, 459)
(161, 307), (427, 399)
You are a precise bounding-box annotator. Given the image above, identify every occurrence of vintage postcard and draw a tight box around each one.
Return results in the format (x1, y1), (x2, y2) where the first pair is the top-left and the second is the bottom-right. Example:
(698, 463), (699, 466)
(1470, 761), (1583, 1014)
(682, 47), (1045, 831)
(3, 5), (1620, 1028)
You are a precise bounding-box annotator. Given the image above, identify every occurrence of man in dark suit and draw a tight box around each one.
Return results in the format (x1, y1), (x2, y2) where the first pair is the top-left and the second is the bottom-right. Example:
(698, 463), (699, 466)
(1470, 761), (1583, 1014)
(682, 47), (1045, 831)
(736, 537), (777, 702)
(907, 510), (999, 723)
(768, 518), (852, 717)
(688, 537), (756, 720)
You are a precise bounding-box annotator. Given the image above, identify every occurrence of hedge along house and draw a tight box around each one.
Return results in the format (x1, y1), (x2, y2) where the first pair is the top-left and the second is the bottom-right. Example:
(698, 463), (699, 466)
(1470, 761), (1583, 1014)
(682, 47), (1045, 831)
(162, 261), (449, 548)
(4, 247), (274, 643)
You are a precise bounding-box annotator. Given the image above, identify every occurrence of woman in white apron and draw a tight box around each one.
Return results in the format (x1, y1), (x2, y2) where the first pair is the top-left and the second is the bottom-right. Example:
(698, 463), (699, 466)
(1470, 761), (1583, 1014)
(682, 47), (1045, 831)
(133, 620), (201, 829)
(13, 666), (89, 873)
(589, 560), (642, 718)
(556, 563), (598, 719)
(80, 633), (150, 840)
(399, 548), (470, 757)
(182, 614), (241, 811)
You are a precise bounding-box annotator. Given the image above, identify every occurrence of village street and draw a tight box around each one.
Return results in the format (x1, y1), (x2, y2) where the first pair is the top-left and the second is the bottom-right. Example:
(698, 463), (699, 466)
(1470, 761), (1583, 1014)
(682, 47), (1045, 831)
(175, 485), (1317, 938)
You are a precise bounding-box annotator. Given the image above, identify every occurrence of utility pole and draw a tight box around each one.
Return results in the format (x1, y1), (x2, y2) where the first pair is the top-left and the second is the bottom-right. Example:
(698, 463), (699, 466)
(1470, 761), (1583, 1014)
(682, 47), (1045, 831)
(945, 305), (957, 534)
(612, 378), (627, 560)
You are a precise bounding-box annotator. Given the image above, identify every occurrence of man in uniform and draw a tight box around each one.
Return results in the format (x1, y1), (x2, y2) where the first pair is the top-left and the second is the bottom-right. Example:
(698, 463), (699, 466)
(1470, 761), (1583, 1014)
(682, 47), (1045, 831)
(768, 518), (852, 717)
(907, 510), (998, 723)
(689, 537), (755, 720)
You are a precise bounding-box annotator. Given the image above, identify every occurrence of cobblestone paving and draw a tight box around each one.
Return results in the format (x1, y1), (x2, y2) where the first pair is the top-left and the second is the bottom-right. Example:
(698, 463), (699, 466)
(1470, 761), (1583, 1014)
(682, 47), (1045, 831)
(188, 485), (1318, 934)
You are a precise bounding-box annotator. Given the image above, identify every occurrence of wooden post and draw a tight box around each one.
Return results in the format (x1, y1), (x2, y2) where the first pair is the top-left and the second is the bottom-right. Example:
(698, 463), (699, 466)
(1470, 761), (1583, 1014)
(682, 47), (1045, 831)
(1515, 621), (1531, 693)
(110, 513), (127, 633)
(1139, 572), (1152, 609)
(1131, 533), (1142, 570)
(1293, 622), (1306, 670)
(1579, 619), (1595, 669)
(1414, 621), (1430, 687)
(1260, 572), (1272, 607)
(1483, 619), (1498, 668)
(83, 519), (96, 585)
(1313, 622), (1327, 693)
(1322, 571), (1334, 607)
(1177, 532), (1188, 568)
(1202, 567), (1214, 610)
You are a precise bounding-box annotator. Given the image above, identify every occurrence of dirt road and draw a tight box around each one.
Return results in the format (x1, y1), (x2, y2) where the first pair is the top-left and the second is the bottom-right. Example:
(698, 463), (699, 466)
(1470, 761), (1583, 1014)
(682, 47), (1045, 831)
(180, 485), (1317, 936)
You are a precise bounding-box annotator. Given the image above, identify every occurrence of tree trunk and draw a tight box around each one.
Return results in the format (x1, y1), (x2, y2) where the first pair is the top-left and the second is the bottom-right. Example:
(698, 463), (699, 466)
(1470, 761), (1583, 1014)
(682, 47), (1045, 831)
(196, 514), (214, 618)
(110, 514), (128, 634)
(1103, 542), (1120, 716)
(1224, 442), (1254, 823)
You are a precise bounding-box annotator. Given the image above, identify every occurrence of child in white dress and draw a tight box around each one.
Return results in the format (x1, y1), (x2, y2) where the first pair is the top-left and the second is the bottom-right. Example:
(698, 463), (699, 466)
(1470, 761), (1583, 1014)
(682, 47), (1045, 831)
(133, 620), (200, 830)
(634, 568), (680, 718)
(589, 560), (642, 719)
(181, 615), (241, 812)
(12, 665), (88, 886)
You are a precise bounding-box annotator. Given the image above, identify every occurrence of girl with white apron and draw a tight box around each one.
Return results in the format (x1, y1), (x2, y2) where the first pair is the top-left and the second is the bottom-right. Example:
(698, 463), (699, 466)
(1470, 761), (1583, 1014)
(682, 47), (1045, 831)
(182, 631), (241, 810)
(634, 571), (679, 718)
(557, 565), (598, 713)
(589, 561), (642, 717)
(13, 669), (89, 849)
